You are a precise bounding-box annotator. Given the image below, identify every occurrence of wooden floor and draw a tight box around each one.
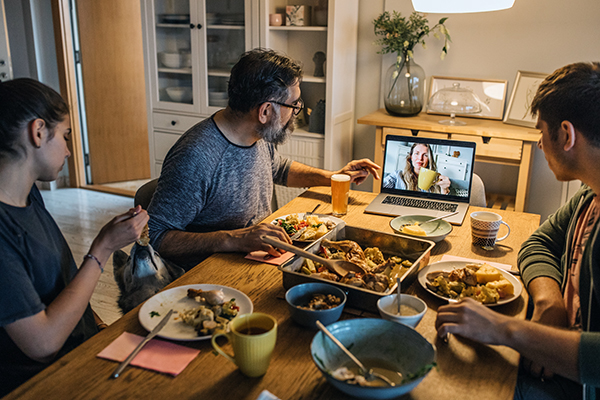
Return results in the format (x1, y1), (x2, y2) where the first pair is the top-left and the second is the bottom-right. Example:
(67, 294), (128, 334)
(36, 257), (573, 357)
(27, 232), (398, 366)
(40, 188), (136, 325)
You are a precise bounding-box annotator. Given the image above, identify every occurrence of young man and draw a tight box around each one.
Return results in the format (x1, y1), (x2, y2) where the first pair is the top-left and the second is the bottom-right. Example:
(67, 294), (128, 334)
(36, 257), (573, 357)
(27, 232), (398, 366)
(435, 62), (600, 400)
(148, 49), (380, 268)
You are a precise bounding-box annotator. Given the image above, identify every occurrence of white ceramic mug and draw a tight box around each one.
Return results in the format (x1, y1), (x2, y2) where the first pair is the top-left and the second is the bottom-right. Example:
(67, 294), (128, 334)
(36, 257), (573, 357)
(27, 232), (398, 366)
(470, 211), (510, 250)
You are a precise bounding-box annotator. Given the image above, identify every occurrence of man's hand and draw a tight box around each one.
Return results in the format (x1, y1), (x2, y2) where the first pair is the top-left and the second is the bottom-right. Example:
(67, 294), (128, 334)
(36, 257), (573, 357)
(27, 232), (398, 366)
(336, 159), (381, 185)
(228, 223), (293, 257)
(435, 298), (510, 344)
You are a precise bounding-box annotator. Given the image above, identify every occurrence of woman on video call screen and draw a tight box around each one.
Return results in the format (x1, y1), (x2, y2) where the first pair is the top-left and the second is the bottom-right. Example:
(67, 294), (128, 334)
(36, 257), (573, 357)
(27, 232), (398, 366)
(382, 142), (452, 194)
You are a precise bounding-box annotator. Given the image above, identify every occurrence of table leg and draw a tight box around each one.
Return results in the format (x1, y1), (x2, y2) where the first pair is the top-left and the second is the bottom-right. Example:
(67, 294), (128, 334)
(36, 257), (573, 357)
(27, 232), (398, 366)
(515, 142), (535, 212)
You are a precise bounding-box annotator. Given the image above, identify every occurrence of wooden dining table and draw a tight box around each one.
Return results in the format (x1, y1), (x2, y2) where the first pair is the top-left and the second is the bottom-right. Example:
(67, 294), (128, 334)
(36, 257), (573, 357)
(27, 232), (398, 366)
(6, 187), (541, 400)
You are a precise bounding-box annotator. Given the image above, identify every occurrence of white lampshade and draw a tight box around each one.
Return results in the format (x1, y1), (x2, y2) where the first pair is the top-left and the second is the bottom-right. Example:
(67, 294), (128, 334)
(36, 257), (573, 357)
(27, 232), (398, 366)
(412, 0), (515, 13)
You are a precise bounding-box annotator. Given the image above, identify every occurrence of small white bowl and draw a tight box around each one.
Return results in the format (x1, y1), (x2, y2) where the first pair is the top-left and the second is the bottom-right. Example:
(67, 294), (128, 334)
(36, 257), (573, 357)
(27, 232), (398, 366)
(166, 86), (192, 103)
(158, 52), (182, 69)
(377, 294), (427, 328)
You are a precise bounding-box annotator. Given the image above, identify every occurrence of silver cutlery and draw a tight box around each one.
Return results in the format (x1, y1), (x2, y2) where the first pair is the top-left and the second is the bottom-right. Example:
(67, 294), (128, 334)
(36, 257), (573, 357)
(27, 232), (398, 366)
(316, 321), (395, 386)
(111, 308), (174, 378)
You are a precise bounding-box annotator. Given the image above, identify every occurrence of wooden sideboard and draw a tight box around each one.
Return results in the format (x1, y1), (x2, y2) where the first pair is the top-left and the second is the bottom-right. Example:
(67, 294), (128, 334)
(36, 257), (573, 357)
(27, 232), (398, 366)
(357, 109), (542, 212)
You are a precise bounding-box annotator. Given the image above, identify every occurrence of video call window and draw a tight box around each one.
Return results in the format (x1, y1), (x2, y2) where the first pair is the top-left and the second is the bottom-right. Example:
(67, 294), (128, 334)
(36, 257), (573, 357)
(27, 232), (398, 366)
(382, 140), (475, 198)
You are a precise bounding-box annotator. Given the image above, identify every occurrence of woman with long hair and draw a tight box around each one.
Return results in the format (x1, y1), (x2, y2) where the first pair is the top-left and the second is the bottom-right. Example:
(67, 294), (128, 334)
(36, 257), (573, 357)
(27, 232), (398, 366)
(383, 142), (451, 194)
(0, 78), (148, 396)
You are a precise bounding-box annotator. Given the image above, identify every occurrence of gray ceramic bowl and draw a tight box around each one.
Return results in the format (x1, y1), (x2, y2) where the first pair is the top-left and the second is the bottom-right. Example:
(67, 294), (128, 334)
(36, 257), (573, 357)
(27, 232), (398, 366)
(311, 318), (436, 399)
(285, 282), (346, 329)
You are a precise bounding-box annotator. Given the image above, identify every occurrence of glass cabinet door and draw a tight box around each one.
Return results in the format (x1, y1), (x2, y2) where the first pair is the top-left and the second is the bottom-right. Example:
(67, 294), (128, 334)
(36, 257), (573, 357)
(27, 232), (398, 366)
(204, 0), (248, 109)
(151, 0), (197, 111)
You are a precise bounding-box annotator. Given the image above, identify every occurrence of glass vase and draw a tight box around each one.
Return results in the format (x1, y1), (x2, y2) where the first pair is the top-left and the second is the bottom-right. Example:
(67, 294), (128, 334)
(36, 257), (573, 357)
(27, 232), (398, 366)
(383, 54), (426, 117)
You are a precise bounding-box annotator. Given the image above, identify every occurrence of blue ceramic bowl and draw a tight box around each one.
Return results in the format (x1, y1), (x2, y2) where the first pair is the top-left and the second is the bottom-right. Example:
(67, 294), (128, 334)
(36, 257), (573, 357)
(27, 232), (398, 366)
(311, 318), (436, 399)
(285, 282), (346, 329)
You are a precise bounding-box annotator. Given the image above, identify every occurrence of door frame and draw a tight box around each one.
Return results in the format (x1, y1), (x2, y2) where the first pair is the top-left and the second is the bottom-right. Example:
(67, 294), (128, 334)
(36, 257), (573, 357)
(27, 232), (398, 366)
(52, 0), (86, 189)
(51, 0), (142, 197)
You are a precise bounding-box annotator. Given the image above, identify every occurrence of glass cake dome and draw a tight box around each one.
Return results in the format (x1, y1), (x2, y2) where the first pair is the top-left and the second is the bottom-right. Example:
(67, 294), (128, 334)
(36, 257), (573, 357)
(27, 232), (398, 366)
(427, 82), (482, 125)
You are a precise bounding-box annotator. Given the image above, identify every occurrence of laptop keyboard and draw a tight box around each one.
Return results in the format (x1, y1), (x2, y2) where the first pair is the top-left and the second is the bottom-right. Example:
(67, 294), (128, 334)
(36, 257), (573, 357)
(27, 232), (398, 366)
(382, 196), (458, 212)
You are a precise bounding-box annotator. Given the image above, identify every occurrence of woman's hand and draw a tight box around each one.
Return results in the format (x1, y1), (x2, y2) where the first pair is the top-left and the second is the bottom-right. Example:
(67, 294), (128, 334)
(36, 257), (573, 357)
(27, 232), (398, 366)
(336, 159), (381, 185)
(435, 174), (451, 194)
(89, 205), (149, 262)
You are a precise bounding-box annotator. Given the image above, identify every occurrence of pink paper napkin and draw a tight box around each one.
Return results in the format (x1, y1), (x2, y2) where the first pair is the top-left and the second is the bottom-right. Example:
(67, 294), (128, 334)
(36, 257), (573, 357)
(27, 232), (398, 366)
(97, 332), (200, 376)
(440, 254), (512, 271)
(245, 250), (294, 266)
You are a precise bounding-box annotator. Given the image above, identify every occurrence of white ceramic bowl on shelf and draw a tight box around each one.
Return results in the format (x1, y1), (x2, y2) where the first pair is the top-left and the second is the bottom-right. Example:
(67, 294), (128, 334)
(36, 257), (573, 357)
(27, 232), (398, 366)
(158, 52), (182, 69)
(166, 86), (192, 103)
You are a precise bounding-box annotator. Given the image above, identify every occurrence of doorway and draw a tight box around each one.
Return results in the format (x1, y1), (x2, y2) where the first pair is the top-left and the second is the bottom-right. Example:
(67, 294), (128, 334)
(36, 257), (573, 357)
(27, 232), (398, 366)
(53, 0), (151, 197)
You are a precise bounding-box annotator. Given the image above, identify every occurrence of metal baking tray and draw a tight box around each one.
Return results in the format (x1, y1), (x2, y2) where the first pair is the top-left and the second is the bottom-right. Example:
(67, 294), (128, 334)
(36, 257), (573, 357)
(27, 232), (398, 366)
(278, 225), (435, 313)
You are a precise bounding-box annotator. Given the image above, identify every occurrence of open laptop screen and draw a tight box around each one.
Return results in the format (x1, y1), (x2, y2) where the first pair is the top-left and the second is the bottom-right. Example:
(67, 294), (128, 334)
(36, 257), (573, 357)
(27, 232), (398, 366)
(381, 135), (477, 204)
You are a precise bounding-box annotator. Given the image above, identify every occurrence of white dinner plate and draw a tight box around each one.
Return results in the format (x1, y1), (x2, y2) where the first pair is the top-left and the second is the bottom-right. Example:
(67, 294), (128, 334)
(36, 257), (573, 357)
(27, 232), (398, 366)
(417, 261), (522, 307)
(138, 284), (253, 341)
(271, 213), (343, 244)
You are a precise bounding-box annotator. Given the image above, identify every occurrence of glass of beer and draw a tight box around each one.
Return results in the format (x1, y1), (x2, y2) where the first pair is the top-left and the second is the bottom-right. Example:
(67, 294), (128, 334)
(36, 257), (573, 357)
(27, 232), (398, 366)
(331, 174), (350, 216)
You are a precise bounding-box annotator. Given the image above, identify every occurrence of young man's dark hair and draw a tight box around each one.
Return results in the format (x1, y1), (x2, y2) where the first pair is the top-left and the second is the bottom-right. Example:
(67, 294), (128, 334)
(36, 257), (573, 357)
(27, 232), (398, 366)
(227, 48), (303, 114)
(531, 62), (600, 145)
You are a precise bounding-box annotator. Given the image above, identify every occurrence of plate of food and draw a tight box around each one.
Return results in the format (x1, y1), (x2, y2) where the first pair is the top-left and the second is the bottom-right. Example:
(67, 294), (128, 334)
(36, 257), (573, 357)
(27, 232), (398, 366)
(417, 261), (522, 306)
(271, 213), (343, 244)
(139, 284), (253, 341)
(390, 215), (452, 243)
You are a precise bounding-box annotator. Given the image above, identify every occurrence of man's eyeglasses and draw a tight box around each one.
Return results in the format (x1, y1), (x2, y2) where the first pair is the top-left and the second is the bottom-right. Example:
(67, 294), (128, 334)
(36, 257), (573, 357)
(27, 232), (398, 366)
(270, 98), (304, 116)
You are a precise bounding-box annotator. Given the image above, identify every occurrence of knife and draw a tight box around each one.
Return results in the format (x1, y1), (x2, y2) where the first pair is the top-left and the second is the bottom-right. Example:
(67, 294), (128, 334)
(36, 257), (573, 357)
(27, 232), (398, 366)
(111, 308), (174, 379)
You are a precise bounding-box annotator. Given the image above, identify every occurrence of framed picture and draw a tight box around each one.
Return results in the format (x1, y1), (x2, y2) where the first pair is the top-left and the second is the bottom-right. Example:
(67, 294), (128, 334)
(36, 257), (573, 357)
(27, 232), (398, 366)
(427, 76), (508, 120)
(503, 71), (548, 128)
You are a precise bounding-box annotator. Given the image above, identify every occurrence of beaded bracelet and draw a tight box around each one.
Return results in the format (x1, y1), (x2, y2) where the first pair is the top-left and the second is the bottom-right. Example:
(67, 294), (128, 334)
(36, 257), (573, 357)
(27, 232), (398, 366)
(84, 253), (103, 273)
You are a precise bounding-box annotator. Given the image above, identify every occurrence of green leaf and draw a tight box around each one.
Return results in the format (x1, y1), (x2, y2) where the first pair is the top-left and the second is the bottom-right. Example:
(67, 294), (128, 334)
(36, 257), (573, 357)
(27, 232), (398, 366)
(150, 311), (160, 318)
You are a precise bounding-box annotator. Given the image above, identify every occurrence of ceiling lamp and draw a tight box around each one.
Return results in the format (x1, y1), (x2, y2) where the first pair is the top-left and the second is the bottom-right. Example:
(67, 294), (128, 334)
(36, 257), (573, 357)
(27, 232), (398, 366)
(412, 0), (515, 13)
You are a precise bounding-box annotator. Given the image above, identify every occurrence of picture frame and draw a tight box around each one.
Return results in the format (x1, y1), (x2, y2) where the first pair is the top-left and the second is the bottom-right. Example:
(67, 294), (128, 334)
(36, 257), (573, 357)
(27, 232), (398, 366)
(427, 76), (508, 120)
(503, 71), (549, 128)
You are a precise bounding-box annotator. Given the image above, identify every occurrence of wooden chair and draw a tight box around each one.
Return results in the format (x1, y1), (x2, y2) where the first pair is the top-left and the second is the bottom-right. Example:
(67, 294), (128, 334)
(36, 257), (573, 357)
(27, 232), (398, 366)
(470, 173), (487, 207)
(134, 178), (158, 209)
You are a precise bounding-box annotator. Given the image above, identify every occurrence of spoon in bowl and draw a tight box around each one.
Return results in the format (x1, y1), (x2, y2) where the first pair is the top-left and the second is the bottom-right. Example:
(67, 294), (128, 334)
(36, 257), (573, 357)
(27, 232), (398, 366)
(316, 320), (395, 387)
(396, 277), (401, 315)
(260, 235), (366, 276)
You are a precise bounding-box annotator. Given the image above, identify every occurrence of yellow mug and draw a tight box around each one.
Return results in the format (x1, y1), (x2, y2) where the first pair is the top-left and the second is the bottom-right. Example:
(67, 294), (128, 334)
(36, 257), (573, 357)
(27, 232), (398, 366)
(417, 167), (440, 191)
(211, 313), (277, 377)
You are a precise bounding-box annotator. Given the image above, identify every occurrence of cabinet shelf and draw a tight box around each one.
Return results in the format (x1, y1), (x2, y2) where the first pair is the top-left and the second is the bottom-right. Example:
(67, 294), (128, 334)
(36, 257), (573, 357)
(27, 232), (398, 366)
(302, 76), (326, 84)
(156, 23), (190, 29)
(207, 68), (232, 77)
(158, 67), (192, 75)
(269, 26), (327, 32)
(207, 24), (245, 30)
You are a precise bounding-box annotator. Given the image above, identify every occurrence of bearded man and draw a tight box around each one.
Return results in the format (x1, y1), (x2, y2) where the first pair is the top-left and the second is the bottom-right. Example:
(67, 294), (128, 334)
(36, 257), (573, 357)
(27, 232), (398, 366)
(147, 49), (379, 269)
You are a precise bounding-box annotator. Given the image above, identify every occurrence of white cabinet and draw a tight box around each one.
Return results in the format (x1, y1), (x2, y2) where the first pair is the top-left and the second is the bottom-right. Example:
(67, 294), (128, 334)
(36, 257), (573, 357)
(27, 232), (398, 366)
(259, 0), (359, 171)
(141, 0), (259, 177)
(142, 0), (359, 180)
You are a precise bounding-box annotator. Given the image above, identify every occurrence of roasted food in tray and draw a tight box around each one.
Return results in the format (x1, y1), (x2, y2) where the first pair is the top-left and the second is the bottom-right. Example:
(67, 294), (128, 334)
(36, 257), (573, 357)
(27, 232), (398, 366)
(299, 239), (413, 293)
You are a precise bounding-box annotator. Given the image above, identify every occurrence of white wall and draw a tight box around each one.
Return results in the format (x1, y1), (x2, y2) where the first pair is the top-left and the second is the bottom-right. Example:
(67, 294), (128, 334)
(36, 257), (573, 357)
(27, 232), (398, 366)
(353, 0), (600, 220)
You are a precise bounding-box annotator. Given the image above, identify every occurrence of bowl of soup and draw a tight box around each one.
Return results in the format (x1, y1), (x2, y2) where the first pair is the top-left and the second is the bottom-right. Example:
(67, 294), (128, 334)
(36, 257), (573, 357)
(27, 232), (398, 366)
(311, 318), (435, 399)
(377, 294), (427, 328)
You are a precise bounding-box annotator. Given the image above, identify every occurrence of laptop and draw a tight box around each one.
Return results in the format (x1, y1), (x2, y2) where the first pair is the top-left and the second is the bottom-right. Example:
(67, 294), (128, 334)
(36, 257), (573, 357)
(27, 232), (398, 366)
(365, 134), (477, 225)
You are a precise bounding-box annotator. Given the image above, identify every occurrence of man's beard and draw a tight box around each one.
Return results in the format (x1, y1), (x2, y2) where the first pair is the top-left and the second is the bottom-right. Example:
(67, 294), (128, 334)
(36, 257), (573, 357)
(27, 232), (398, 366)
(258, 110), (295, 145)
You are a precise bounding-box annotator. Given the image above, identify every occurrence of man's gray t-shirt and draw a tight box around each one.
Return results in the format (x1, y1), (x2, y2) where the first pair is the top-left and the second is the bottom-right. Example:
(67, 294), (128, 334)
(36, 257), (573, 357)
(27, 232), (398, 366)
(147, 116), (292, 253)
